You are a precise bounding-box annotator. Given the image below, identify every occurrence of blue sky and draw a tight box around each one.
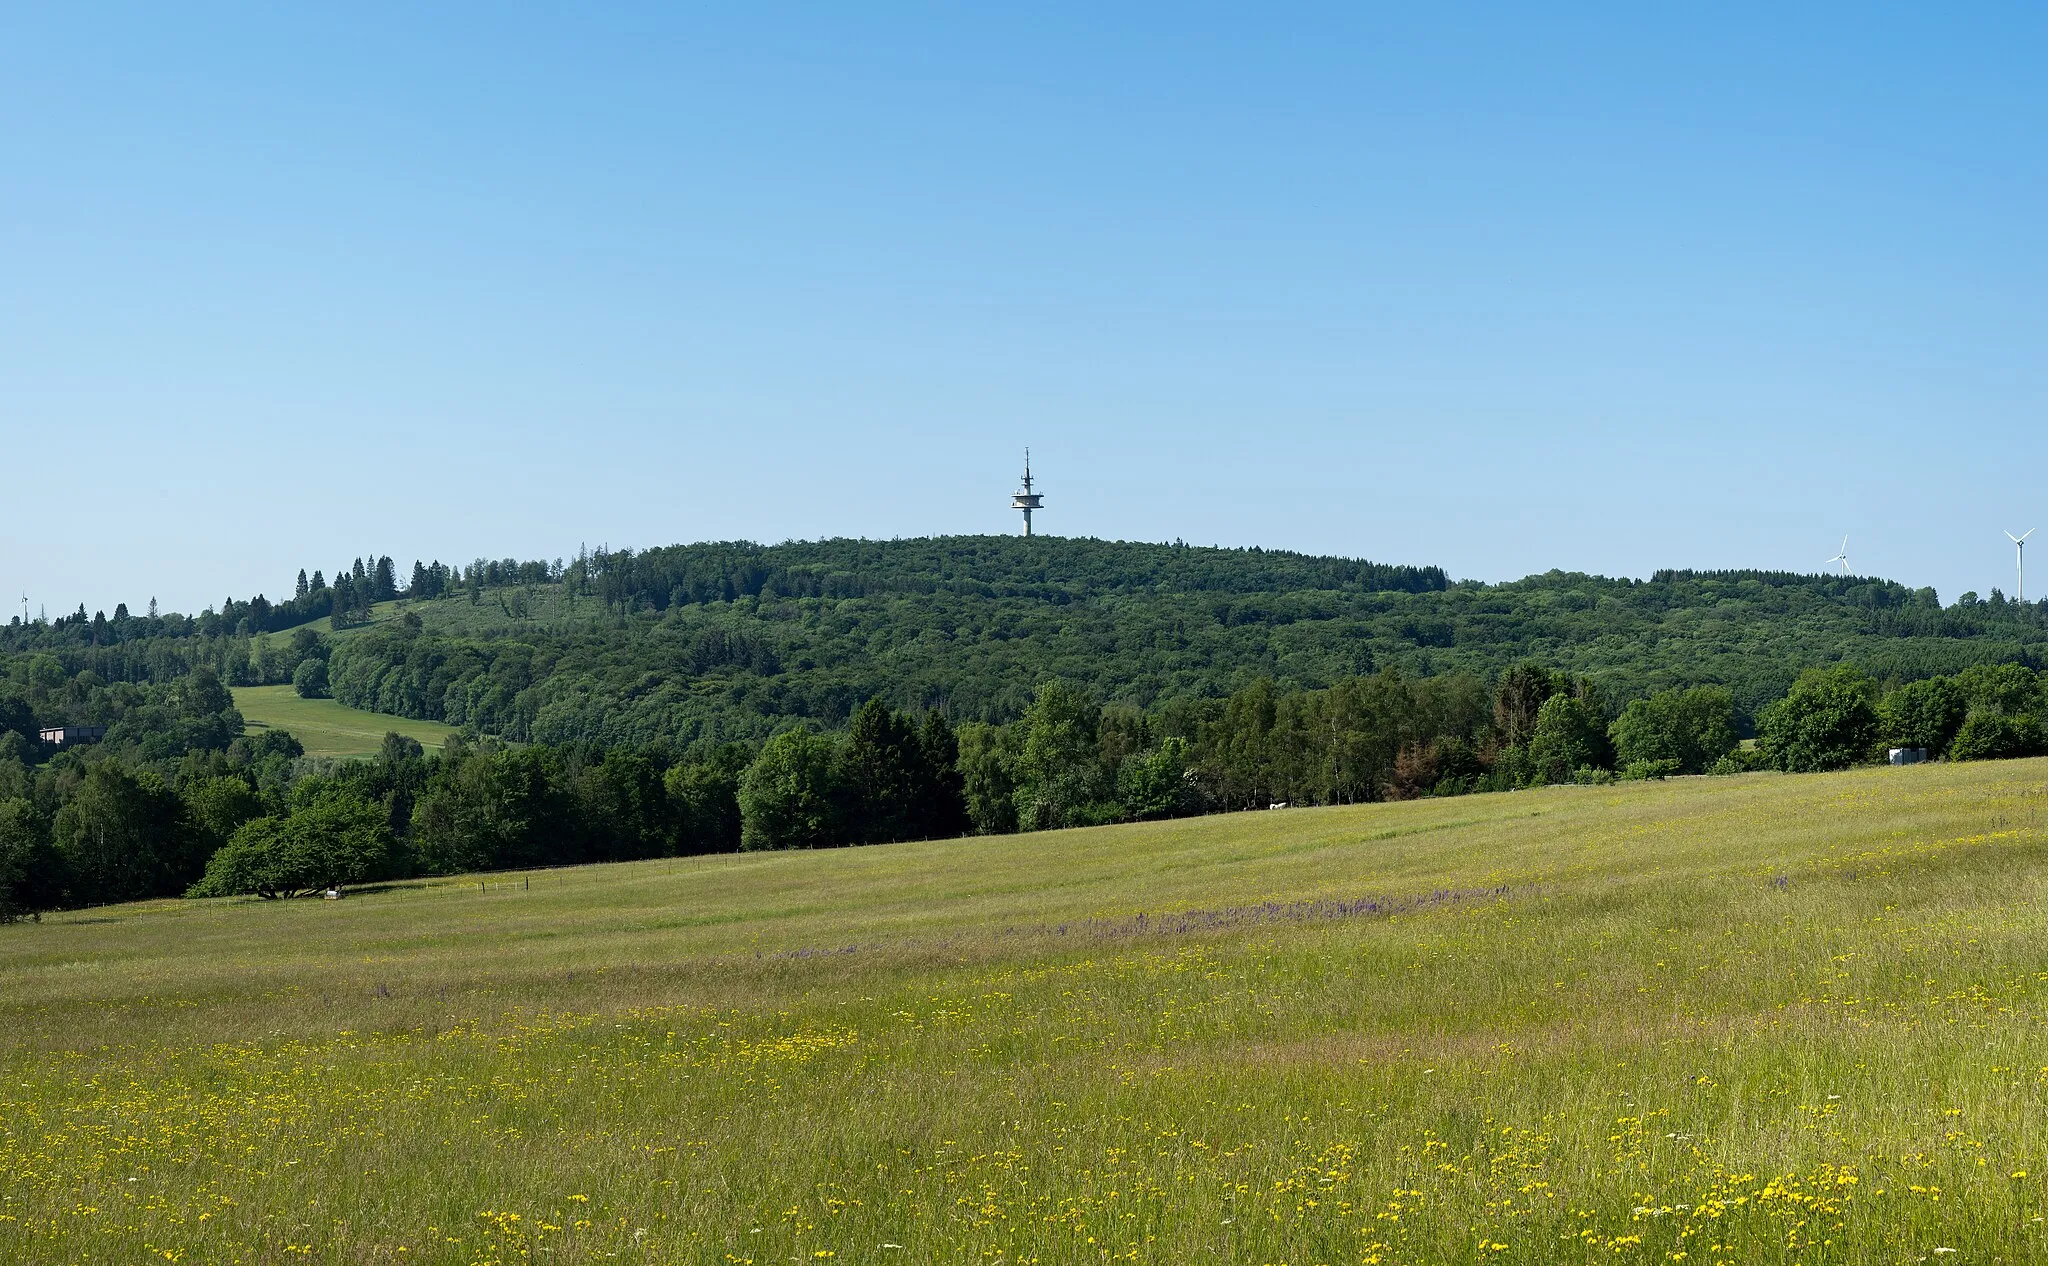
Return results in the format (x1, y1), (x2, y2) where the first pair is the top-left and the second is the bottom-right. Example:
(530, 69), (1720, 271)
(4, 5), (2045, 614)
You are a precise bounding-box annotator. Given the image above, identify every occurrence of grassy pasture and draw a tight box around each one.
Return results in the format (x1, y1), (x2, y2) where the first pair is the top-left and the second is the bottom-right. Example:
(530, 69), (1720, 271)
(5, 764), (2048, 1263)
(232, 685), (459, 759)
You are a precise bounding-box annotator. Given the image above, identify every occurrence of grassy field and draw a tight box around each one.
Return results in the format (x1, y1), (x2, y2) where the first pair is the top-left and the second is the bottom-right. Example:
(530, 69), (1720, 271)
(5, 763), (2048, 1263)
(233, 685), (460, 758)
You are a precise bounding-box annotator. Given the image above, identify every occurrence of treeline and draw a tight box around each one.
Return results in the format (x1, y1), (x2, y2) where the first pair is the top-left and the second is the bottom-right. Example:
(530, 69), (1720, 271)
(0, 691), (965, 914)
(7, 652), (2046, 920)
(0, 728), (759, 913)
(3, 552), (556, 650)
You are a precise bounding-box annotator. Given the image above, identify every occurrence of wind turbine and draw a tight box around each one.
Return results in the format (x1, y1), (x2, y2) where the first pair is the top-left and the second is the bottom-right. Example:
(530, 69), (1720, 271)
(1825, 537), (1849, 575)
(2008, 529), (2036, 603)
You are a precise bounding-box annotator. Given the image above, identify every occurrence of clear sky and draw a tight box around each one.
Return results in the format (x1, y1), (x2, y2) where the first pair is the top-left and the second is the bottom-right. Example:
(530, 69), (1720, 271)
(4, 5), (2045, 615)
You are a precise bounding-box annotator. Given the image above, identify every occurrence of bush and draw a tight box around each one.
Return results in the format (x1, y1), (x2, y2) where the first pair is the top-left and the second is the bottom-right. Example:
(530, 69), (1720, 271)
(1620, 758), (1682, 781)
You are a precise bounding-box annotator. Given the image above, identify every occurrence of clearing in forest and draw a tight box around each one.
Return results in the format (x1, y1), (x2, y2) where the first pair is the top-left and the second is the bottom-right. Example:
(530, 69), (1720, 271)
(231, 684), (459, 759)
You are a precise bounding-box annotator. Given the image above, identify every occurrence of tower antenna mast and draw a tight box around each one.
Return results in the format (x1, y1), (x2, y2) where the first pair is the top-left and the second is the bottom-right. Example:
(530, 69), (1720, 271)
(1010, 448), (1044, 537)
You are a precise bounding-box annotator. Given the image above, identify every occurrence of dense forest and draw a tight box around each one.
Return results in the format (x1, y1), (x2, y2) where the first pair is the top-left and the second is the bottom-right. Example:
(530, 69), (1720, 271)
(8, 537), (2048, 746)
(5, 534), (2048, 918)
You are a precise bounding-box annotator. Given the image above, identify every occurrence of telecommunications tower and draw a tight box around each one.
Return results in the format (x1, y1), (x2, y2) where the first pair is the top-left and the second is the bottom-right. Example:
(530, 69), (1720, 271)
(1011, 449), (1044, 536)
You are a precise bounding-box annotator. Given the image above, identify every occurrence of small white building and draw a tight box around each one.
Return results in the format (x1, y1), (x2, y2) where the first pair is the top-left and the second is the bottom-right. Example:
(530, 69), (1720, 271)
(38, 725), (107, 748)
(1888, 747), (1928, 766)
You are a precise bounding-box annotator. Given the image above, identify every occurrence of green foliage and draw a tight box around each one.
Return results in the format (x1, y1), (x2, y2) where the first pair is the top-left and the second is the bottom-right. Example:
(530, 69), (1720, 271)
(663, 745), (747, 854)
(1620, 758), (1683, 781)
(0, 798), (60, 919)
(51, 764), (199, 906)
(26, 539), (2048, 915)
(571, 750), (669, 862)
(1529, 692), (1611, 784)
(1490, 662), (1560, 750)
(913, 711), (971, 840)
(292, 657), (329, 698)
(1949, 712), (2048, 762)
(1114, 736), (1196, 820)
(1610, 686), (1739, 775)
(184, 775), (265, 851)
(1017, 682), (1114, 831)
(1880, 676), (1968, 756)
(1957, 662), (2044, 718)
(188, 792), (404, 898)
(957, 722), (1020, 835)
(737, 729), (845, 850)
(1757, 667), (1880, 772)
(411, 746), (574, 873)
(843, 700), (925, 845)
(69, 541), (2011, 750)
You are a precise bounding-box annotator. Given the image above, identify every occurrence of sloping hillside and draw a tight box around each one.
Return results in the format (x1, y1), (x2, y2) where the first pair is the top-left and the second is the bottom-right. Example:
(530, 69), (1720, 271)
(10, 537), (2048, 747)
(5, 762), (2047, 1260)
(328, 539), (2043, 744)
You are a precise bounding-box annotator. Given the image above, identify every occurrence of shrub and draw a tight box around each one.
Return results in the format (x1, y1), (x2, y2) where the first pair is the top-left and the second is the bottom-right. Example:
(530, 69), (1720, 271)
(1621, 758), (1682, 781)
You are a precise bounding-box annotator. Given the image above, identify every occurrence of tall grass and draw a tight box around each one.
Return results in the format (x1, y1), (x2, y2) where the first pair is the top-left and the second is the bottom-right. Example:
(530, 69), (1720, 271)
(4, 762), (2047, 1263)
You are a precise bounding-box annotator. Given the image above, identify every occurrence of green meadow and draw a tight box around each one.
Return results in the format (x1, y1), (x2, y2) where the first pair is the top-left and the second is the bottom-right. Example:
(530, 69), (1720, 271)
(232, 685), (459, 759)
(5, 762), (2048, 1263)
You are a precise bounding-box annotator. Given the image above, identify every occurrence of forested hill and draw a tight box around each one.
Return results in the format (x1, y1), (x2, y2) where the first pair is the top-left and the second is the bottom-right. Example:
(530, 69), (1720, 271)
(6, 535), (2047, 746)
(584, 536), (1450, 604)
